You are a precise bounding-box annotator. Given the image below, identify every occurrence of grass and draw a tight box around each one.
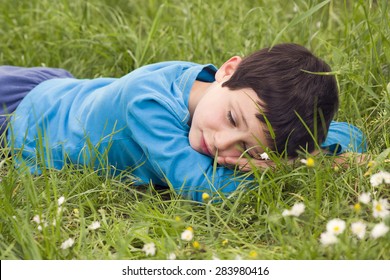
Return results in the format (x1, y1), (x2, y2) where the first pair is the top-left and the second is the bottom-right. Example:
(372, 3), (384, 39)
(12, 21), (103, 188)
(0, 0), (389, 260)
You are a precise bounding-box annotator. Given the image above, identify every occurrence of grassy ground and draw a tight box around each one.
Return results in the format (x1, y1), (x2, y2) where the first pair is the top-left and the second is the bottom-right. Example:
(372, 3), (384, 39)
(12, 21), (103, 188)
(0, 0), (389, 260)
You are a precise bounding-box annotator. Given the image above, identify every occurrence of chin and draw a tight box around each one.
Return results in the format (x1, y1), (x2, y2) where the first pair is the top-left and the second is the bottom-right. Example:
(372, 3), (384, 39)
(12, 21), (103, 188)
(189, 140), (202, 154)
(188, 136), (197, 151)
(190, 143), (201, 153)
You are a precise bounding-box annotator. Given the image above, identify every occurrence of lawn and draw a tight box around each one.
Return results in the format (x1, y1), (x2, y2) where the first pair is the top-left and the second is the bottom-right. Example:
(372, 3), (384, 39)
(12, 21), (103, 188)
(0, 0), (389, 260)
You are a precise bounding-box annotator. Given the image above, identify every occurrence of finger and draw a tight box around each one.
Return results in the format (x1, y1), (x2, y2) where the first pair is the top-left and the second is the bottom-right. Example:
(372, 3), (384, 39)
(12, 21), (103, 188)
(223, 157), (262, 171)
(219, 156), (276, 172)
(217, 156), (237, 170)
(216, 156), (247, 171)
(217, 156), (229, 165)
(238, 164), (252, 172)
(222, 156), (246, 166)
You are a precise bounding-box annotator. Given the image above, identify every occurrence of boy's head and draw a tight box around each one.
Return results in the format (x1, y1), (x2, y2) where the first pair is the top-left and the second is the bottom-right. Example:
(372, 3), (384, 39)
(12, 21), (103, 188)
(222, 43), (339, 157)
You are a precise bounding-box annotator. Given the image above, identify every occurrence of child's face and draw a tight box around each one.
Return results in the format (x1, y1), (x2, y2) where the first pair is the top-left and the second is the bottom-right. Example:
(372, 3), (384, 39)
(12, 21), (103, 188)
(189, 80), (268, 160)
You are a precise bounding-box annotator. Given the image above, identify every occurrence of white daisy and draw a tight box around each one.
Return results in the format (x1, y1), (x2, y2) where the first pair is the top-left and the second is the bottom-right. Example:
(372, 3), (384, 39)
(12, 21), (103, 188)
(282, 202), (305, 217)
(32, 215), (47, 230)
(370, 171), (390, 187)
(60, 238), (75, 250)
(32, 215), (41, 224)
(58, 196), (65, 206)
(320, 231), (338, 246)
(181, 229), (194, 241)
(290, 202), (305, 217)
(142, 242), (156, 256)
(167, 252), (176, 260)
(358, 192), (371, 204)
(351, 221), (366, 240)
(326, 219), (346, 235)
(88, 221), (101, 230)
(282, 209), (291, 216)
(371, 222), (389, 239)
(373, 198), (390, 219)
(259, 152), (270, 160)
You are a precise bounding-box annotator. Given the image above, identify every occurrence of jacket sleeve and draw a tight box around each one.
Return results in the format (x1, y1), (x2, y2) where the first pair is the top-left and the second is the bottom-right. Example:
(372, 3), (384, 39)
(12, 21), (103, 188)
(321, 121), (367, 154)
(126, 93), (245, 202)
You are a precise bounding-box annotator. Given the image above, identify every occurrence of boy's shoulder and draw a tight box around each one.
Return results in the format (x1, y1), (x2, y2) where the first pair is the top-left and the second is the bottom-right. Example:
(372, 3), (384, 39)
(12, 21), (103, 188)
(134, 61), (217, 78)
(137, 61), (201, 72)
(127, 60), (217, 98)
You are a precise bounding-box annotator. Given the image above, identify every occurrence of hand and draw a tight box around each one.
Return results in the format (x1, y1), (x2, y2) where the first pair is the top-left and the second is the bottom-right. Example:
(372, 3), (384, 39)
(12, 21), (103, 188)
(311, 150), (370, 167)
(217, 156), (276, 172)
(331, 152), (370, 167)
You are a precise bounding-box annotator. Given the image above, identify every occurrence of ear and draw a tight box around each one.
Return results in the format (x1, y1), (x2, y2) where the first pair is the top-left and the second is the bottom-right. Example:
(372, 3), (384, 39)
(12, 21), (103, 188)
(215, 56), (242, 83)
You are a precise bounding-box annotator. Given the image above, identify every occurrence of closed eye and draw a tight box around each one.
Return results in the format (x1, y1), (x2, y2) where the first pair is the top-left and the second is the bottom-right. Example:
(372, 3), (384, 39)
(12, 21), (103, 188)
(228, 111), (252, 156)
(227, 110), (236, 126)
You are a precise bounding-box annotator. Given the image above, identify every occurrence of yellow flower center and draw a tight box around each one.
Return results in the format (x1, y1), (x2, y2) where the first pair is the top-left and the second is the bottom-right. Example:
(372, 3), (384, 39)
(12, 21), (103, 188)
(202, 193), (210, 201)
(186, 226), (194, 232)
(192, 241), (200, 249)
(354, 203), (361, 211)
(375, 204), (382, 211)
(334, 226), (340, 232)
(73, 208), (79, 217)
(249, 251), (258, 258)
(306, 158), (315, 167)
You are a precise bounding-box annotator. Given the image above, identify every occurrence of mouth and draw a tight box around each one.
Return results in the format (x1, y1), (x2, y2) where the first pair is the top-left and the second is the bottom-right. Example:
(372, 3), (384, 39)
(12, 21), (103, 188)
(200, 135), (212, 156)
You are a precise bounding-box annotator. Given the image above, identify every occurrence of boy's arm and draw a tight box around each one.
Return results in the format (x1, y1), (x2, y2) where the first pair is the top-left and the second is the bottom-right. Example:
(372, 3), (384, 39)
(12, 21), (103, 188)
(319, 121), (367, 154)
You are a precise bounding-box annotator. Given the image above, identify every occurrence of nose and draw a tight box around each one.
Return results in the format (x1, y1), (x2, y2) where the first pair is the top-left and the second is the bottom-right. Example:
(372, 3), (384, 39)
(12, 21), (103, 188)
(214, 130), (243, 155)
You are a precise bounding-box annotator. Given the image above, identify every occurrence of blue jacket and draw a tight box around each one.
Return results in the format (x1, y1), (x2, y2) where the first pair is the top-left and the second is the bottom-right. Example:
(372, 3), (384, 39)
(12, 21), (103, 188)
(8, 61), (366, 201)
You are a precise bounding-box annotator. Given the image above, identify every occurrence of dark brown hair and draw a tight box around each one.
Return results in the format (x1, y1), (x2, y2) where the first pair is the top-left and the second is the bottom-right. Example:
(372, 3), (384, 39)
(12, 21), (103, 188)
(223, 43), (339, 157)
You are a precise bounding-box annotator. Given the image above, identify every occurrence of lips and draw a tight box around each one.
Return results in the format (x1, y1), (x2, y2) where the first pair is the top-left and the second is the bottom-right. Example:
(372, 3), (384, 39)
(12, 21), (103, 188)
(201, 135), (212, 156)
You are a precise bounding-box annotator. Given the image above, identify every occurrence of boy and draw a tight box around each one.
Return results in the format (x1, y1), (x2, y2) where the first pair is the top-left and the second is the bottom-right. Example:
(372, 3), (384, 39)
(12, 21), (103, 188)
(1, 43), (366, 201)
